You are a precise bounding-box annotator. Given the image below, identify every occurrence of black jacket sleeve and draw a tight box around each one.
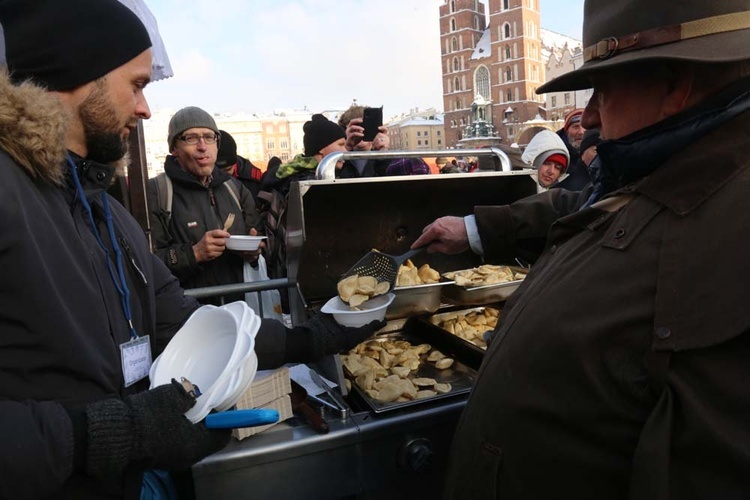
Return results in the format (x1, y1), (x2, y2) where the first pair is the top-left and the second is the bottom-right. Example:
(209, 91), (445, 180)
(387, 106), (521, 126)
(475, 187), (589, 264)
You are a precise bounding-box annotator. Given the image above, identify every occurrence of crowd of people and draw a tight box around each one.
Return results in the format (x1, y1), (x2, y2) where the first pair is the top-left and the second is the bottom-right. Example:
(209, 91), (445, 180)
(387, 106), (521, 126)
(2, 0), (750, 498)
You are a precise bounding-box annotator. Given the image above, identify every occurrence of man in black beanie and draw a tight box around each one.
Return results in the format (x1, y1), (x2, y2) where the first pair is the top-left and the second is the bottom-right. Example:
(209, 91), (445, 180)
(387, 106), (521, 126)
(0, 2), (383, 498)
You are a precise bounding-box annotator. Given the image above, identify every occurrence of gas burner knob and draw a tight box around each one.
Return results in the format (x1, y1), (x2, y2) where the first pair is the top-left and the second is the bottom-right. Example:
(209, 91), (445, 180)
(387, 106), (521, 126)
(397, 438), (433, 473)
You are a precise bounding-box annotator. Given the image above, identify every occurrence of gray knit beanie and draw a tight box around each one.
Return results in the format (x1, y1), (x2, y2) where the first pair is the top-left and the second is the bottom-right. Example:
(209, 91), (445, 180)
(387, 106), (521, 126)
(168, 106), (219, 148)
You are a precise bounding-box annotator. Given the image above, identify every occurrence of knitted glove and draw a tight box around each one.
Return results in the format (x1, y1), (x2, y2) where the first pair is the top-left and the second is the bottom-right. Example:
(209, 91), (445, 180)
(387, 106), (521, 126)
(285, 313), (385, 362)
(85, 380), (231, 479)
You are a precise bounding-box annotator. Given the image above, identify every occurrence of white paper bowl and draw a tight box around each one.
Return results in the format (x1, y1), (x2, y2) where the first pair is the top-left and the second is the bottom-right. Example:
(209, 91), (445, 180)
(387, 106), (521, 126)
(320, 293), (395, 327)
(226, 235), (266, 251)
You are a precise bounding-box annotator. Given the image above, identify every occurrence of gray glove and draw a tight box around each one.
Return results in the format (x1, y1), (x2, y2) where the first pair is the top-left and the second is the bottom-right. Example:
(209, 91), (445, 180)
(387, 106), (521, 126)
(285, 313), (386, 362)
(85, 379), (230, 479)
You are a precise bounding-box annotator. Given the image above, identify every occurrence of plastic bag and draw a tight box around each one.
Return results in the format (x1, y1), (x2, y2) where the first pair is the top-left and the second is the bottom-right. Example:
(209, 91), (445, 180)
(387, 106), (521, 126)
(243, 255), (284, 321)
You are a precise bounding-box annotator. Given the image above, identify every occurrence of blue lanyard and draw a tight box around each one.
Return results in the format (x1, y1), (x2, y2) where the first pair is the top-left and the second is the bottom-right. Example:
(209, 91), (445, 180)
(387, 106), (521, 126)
(66, 155), (138, 340)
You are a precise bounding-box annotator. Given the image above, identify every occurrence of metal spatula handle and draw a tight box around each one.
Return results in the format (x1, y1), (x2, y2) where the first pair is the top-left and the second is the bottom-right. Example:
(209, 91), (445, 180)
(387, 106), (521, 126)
(393, 246), (427, 267)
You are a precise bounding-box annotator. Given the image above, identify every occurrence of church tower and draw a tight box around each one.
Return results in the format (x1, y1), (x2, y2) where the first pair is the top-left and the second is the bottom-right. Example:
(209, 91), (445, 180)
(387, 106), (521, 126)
(488, 0), (545, 143)
(439, 0), (487, 147)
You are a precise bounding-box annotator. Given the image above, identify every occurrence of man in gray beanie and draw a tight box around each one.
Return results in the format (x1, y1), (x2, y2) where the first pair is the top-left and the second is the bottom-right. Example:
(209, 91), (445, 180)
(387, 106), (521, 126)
(0, 2), (384, 498)
(148, 105), (262, 305)
(414, 0), (750, 497)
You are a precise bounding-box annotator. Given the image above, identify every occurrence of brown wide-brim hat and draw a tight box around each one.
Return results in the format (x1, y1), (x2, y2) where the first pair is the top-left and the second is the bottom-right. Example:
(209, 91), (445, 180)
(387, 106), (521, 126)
(538, 0), (750, 93)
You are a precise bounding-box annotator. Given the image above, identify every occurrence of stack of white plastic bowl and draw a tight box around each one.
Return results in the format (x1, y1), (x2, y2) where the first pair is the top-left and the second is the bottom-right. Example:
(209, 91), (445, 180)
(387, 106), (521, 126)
(149, 301), (260, 423)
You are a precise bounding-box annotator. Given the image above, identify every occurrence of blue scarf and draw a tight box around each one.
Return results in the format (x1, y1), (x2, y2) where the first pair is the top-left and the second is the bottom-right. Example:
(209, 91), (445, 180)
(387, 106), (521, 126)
(583, 75), (750, 208)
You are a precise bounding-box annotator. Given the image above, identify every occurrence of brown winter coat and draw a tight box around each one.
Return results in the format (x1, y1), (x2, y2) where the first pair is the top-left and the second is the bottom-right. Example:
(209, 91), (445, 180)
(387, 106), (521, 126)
(444, 107), (750, 498)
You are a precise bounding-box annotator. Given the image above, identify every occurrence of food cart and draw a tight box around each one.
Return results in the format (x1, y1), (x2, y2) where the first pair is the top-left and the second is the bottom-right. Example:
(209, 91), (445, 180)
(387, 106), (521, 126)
(182, 149), (538, 499)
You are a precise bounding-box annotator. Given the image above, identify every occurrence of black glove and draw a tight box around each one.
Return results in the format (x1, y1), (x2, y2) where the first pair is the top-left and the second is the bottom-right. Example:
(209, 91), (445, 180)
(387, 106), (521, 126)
(85, 379), (231, 479)
(285, 313), (385, 362)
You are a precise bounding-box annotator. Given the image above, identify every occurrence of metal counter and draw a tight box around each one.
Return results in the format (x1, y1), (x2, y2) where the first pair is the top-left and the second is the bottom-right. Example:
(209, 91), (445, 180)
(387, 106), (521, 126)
(192, 397), (466, 500)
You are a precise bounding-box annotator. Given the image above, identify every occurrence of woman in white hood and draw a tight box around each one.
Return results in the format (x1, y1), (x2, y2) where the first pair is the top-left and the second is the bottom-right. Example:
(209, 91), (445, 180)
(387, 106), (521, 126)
(521, 130), (570, 188)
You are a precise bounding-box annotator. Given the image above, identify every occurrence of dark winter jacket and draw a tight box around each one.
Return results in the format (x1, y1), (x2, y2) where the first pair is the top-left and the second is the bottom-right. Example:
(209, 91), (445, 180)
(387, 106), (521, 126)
(336, 158), (390, 178)
(0, 73), (289, 499)
(445, 81), (750, 499)
(148, 156), (260, 304)
(0, 74), (198, 499)
(233, 155), (263, 203)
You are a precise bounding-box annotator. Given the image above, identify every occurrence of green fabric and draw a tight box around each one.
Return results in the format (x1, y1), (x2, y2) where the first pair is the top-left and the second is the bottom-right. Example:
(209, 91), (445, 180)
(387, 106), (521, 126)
(276, 154), (318, 180)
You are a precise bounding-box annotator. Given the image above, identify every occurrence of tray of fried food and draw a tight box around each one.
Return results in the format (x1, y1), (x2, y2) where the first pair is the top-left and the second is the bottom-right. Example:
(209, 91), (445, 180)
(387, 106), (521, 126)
(428, 306), (501, 351)
(387, 260), (454, 320)
(340, 334), (475, 413)
(442, 265), (528, 305)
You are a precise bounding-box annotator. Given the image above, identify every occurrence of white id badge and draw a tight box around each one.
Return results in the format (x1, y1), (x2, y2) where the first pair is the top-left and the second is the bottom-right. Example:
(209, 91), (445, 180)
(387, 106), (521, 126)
(120, 335), (152, 387)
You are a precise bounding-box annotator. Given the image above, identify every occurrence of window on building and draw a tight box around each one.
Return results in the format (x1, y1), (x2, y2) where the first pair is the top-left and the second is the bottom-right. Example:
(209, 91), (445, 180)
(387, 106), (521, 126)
(455, 98), (461, 110)
(451, 18), (456, 31)
(454, 76), (460, 91)
(418, 140), (422, 146)
(451, 36), (458, 51)
(503, 23), (511, 39)
(281, 152), (289, 161)
(475, 66), (490, 99)
(265, 125), (273, 134)
(505, 67), (512, 82)
(453, 57), (459, 72)
(507, 89), (512, 102)
(564, 93), (571, 105)
(280, 140), (288, 149)
(417, 131), (421, 136)
(505, 45), (511, 60)
(279, 125), (286, 133)
(450, 0), (455, 12)
(266, 140), (274, 149)
(425, 140), (429, 146)
(503, 0), (510, 10)
(551, 96), (557, 107)
(474, 16), (479, 30)
(438, 139), (442, 145)
(437, 130), (441, 136)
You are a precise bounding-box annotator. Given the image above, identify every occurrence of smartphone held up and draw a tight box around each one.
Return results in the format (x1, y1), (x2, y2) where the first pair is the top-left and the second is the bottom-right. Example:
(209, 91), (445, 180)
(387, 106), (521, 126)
(362, 106), (383, 142)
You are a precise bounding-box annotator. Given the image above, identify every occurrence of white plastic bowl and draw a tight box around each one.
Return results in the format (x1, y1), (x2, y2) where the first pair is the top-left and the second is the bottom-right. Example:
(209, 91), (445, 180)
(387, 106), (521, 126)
(226, 235), (266, 251)
(320, 293), (395, 327)
(150, 303), (262, 422)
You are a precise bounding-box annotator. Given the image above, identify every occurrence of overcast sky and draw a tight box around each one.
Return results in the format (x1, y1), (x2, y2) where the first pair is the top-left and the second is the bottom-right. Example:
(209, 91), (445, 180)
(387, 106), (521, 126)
(144, 0), (584, 117)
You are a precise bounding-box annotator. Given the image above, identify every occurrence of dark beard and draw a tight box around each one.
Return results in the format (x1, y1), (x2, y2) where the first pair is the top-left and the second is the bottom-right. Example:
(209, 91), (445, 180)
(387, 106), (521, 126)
(79, 79), (129, 163)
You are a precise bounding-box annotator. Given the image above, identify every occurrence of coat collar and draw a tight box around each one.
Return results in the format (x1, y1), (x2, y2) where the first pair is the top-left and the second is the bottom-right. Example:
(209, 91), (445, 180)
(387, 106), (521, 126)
(0, 71), (67, 185)
(593, 75), (750, 214)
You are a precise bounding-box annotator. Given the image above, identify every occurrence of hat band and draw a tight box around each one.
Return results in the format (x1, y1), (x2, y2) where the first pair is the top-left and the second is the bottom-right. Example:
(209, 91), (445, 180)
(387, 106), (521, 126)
(584, 11), (750, 62)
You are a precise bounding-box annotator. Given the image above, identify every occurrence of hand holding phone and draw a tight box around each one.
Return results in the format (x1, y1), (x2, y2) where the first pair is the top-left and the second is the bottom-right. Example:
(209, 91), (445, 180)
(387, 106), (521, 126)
(362, 106), (383, 142)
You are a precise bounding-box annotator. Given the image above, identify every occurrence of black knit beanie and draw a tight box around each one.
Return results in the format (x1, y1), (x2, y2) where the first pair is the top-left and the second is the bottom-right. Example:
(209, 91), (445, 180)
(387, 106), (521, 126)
(303, 114), (345, 157)
(0, 0), (152, 90)
(216, 130), (238, 169)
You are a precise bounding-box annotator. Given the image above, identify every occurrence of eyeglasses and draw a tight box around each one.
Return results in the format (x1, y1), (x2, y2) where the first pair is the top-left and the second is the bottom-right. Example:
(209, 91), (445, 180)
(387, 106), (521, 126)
(178, 133), (219, 145)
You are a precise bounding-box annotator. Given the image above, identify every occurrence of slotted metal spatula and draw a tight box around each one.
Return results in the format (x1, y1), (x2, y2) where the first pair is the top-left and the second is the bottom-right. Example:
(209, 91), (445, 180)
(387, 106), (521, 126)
(340, 246), (427, 292)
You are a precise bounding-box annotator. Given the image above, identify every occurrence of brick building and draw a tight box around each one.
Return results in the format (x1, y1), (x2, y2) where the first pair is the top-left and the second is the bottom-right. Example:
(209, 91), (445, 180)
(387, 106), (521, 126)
(439, 0), (581, 147)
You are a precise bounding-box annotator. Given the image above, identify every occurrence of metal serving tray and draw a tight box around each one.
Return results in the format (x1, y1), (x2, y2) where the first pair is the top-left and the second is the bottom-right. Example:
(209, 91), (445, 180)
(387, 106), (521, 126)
(344, 332), (476, 414)
(442, 266), (528, 305)
(385, 280), (454, 320)
(414, 307), (501, 368)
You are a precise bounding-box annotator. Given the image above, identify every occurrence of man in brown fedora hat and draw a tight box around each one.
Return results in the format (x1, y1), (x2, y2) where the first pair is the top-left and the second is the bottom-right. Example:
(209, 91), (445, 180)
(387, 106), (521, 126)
(414, 0), (750, 498)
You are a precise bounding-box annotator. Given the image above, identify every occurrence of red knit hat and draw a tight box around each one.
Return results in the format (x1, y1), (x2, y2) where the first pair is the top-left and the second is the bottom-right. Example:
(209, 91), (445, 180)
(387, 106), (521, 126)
(544, 153), (569, 171)
(563, 109), (584, 132)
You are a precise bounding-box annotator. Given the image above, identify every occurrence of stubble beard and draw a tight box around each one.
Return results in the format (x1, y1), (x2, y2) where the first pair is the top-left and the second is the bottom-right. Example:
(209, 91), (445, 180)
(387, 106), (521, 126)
(79, 78), (129, 164)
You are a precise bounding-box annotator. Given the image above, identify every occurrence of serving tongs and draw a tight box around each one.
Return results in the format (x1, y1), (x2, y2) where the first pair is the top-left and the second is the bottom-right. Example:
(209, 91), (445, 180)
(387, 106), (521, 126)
(340, 246), (427, 293)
